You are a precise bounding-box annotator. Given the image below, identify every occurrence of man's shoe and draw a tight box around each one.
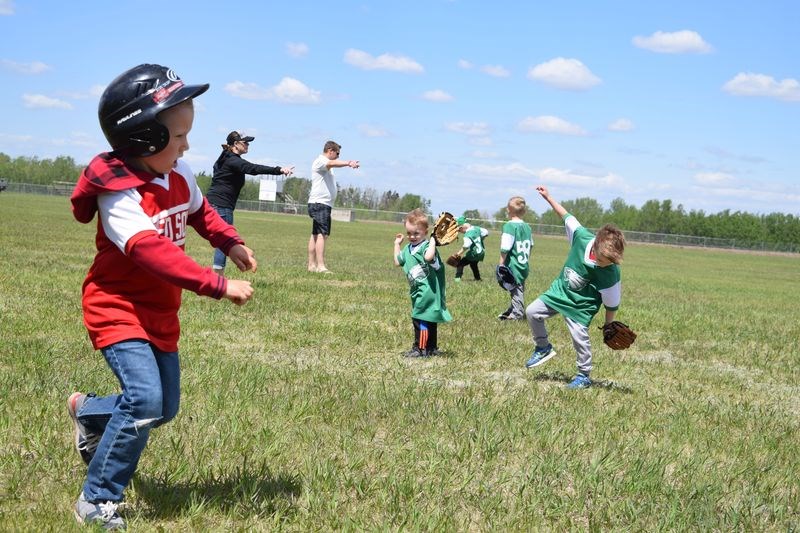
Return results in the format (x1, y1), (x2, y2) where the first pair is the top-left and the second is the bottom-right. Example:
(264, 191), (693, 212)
(67, 392), (100, 466)
(74, 492), (126, 530)
(525, 344), (556, 368)
(426, 348), (441, 357)
(567, 373), (592, 389)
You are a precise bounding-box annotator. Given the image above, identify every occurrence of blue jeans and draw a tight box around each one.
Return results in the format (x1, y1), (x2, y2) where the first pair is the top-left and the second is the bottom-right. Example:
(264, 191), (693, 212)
(77, 340), (180, 502)
(211, 205), (234, 269)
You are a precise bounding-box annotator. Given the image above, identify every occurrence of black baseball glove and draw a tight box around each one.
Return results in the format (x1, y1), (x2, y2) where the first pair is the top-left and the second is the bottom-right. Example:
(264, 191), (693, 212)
(495, 264), (516, 291)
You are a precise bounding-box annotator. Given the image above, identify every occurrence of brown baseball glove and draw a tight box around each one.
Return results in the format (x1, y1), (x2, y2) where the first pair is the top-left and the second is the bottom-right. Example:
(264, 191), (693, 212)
(431, 212), (459, 246)
(446, 253), (460, 267)
(600, 321), (637, 350)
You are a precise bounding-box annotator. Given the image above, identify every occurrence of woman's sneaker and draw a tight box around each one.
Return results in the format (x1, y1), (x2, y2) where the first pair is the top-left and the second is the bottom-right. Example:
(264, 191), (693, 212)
(74, 492), (126, 530)
(525, 344), (556, 368)
(67, 392), (100, 465)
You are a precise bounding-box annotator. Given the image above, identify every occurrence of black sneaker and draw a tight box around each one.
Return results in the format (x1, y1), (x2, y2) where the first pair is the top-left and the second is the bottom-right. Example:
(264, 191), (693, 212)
(498, 310), (511, 320)
(404, 347), (426, 358)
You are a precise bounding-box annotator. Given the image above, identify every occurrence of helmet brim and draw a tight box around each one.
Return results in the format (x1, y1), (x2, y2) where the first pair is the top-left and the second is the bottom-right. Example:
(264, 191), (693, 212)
(162, 83), (209, 110)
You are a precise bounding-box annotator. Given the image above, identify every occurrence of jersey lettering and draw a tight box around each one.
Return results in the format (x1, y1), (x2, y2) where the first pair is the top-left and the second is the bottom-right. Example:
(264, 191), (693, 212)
(151, 204), (189, 246)
(515, 239), (532, 264)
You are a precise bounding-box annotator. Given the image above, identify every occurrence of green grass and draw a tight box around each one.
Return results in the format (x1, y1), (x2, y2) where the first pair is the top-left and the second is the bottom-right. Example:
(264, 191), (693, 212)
(1, 193), (798, 531)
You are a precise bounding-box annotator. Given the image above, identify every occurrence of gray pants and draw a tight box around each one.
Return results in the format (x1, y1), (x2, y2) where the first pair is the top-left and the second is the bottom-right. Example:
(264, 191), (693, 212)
(526, 298), (593, 375)
(500, 284), (526, 318)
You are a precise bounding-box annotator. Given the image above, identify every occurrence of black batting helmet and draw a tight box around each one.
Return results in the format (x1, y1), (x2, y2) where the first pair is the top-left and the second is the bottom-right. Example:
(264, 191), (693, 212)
(98, 64), (209, 157)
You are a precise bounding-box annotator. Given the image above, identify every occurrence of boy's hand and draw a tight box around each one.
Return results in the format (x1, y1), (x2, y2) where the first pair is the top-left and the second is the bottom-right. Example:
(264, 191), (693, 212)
(535, 185), (550, 198)
(224, 279), (254, 305)
(229, 244), (258, 273)
(394, 233), (405, 245)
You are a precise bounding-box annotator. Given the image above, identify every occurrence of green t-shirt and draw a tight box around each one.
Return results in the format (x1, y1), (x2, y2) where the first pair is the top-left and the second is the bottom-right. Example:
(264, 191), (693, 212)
(462, 225), (487, 262)
(397, 240), (452, 323)
(540, 214), (621, 326)
(500, 220), (533, 284)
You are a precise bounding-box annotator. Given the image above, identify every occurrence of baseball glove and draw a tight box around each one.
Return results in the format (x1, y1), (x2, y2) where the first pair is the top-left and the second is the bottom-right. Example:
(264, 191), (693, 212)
(446, 253), (460, 267)
(600, 321), (637, 350)
(495, 264), (516, 291)
(432, 212), (459, 246)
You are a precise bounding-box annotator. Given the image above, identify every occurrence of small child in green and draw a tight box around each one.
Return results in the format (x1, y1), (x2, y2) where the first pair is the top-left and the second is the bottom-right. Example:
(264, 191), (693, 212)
(524, 185), (626, 389)
(452, 215), (489, 282)
(394, 208), (452, 357)
(498, 196), (533, 320)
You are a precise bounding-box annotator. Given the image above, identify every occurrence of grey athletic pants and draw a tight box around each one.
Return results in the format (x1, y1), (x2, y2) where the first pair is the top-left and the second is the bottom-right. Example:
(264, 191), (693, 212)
(525, 298), (593, 375)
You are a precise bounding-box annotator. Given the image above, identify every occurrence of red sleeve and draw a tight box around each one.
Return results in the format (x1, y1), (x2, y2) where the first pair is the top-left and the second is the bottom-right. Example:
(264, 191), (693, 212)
(126, 231), (227, 299)
(188, 197), (245, 255)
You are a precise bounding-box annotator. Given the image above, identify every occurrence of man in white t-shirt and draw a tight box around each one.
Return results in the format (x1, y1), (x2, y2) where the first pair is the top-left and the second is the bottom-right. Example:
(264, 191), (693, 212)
(307, 140), (360, 273)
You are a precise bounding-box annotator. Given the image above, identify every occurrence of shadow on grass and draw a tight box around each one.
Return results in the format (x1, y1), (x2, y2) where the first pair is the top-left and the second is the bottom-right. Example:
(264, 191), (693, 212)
(531, 370), (634, 394)
(134, 461), (302, 520)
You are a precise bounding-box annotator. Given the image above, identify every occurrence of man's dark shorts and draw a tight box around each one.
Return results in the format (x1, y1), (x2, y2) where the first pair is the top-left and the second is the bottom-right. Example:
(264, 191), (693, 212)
(308, 203), (332, 236)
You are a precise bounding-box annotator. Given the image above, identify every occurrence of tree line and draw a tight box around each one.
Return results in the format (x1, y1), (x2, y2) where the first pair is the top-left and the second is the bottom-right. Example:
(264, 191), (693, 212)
(2, 153), (797, 249)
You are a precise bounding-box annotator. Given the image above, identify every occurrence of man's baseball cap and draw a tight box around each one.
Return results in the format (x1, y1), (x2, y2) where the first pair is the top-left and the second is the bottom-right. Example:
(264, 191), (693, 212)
(227, 131), (255, 144)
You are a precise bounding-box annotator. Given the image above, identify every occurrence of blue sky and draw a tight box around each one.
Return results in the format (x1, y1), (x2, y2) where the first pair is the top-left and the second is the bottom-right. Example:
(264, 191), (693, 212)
(1, 0), (798, 217)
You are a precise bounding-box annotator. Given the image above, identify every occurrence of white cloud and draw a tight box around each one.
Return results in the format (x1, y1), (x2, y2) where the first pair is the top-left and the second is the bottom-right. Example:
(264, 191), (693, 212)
(224, 77), (321, 104)
(690, 185), (800, 207)
(457, 59), (473, 69)
(61, 84), (107, 100)
(51, 131), (97, 148)
(343, 48), (424, 74)
(0, 133), (34, 142)
(22, 94), (72, 109)
(286, 42), (309, 58)
(445, 122), (490, 136)
(518, 115), (587, 136)
(468, 162), (537, 179)
(358, 124), (389, 137)
(1, 59), (51, 74)
(0, 0), (14, 15)
(704, 146), (766, 164)
(608, 118), (635, 131)
(466, 163), (624, 188)
(527, 57), (601, 90)
(271, 77), (322, 104)
(694, 172), (736, 186)
(480, 64), (510, 78)
(538, 167), (625, 187)
(471, 150), (500, 158)
(632, 30), (712, 54)
(722, 73), (800, 102)
(421, 89), (453, 102)
(469, 136), (493, 146)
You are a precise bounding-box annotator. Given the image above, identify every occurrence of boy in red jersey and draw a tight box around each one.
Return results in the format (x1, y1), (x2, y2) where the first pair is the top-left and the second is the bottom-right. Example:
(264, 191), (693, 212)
(67, 64), (257, 529)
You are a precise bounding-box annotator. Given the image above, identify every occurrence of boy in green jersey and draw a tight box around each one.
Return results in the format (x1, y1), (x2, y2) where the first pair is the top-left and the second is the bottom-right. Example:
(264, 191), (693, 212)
(498, 197), (533, 320)
(394, 208), (452, 357)
(452, 215), (489, 282)
(524, 185), (626, 389)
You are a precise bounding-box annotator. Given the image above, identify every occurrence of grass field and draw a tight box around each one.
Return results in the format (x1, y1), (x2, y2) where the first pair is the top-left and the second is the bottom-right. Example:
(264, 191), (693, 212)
(1, 193), (798, 531)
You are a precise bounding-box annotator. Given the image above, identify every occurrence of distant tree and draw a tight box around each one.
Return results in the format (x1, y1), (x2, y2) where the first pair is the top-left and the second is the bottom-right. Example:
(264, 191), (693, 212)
(282, 176), (311, 204)
(606, 197), (639, 230)
(379, 190), (400, 210)
(396, 193), (430, 213)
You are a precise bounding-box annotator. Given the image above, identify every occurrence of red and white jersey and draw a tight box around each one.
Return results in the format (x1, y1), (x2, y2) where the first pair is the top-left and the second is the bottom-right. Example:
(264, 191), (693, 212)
(82, 159), (231, 352)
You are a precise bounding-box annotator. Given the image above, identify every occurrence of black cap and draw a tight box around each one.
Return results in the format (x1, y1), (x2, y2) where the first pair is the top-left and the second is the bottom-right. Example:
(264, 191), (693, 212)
(227, 131), (255, 144)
